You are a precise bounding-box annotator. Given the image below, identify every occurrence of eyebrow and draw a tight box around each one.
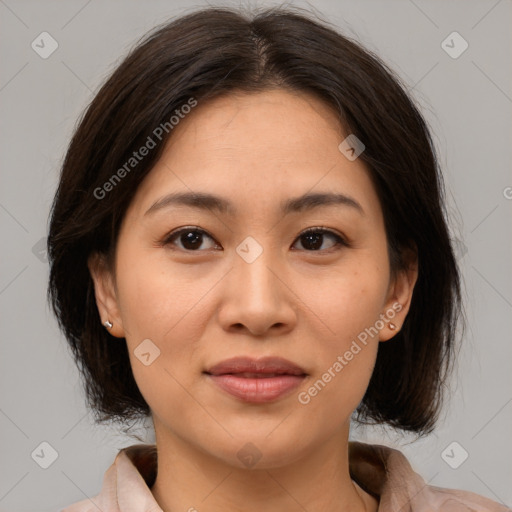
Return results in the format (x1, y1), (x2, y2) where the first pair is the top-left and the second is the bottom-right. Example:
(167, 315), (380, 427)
(144, 191), (365, 217)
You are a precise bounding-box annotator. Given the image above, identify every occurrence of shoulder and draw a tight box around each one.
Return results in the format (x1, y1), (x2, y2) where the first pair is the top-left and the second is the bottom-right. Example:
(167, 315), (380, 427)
(348, 441), (511, 511)
(58, 458), (117, 512)
(417, 484), (512, 512)
(60, 444), (158, 512)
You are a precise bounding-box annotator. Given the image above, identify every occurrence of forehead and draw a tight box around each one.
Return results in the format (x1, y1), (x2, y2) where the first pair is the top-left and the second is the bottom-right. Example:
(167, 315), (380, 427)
(168, 89), (344, 157)
(126, 89), (382, 222)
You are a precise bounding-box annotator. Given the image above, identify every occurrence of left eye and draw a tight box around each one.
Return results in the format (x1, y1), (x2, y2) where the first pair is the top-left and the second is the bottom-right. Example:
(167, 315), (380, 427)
(162, 227), (347, 252)
(291, 228), (347, 252)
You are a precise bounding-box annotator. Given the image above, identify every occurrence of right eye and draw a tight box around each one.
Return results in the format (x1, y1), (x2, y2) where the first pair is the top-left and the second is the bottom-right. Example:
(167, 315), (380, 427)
(162, 227), (221, 252)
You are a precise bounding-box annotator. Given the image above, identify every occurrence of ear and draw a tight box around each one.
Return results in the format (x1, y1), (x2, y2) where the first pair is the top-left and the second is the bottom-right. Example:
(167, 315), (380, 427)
(87, 252), (125, 338)
(379, 245), (418, 342)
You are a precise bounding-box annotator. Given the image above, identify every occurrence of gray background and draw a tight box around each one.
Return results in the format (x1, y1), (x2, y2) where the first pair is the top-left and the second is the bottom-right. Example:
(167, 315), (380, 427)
(1, 0), (511, 510)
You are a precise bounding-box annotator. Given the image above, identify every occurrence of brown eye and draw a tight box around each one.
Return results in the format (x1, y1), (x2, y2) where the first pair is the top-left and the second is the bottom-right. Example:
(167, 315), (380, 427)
(163, 227), (219, 251)
(292, 228), (347, 252)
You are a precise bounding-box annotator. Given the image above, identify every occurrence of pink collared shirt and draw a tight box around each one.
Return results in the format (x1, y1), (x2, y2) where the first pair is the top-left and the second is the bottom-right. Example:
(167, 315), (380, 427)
(61, 441), (510, 511)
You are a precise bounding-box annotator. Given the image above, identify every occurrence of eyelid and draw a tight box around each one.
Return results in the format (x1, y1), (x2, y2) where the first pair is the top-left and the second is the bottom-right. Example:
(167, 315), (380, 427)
(161, 226), (219, 250)
(294, 226), (349, 250)
(300, 226), (347, 241)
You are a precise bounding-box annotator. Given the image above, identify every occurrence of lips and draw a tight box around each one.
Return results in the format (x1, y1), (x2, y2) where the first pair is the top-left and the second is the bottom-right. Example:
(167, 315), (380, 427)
(206, 356), (307, 376)
(205, 356), (307, 403)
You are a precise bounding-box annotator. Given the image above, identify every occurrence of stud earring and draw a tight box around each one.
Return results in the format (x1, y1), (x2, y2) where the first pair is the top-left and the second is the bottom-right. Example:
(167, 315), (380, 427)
(103, 320), (113, 329)
(389, 322), (397, 330)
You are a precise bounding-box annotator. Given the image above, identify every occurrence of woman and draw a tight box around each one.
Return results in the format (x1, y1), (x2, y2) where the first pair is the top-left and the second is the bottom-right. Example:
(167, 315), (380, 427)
(48, 6), (509, 511)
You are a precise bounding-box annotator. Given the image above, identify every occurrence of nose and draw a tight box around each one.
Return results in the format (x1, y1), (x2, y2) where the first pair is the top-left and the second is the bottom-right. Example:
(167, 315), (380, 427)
(217, 247), (297, 337)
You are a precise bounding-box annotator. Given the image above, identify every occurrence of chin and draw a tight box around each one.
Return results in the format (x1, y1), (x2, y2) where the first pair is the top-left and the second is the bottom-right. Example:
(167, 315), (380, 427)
(204, 422), (315, 470)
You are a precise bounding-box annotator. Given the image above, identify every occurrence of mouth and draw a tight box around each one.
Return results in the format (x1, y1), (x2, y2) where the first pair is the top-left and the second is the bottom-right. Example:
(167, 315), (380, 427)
(204, 356), (308, 403)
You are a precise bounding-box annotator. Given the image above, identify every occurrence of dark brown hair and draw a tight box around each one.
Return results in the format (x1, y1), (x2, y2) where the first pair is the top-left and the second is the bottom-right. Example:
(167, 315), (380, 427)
(47, 5), (462, 435)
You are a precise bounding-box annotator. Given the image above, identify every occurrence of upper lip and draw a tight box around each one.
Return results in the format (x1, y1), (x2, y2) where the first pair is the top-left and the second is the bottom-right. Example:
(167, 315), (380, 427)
(205, 356), (307, 376)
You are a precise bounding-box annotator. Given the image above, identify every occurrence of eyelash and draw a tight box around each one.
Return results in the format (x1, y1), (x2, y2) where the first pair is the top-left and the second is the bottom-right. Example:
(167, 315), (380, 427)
(160, 226), (349, 253)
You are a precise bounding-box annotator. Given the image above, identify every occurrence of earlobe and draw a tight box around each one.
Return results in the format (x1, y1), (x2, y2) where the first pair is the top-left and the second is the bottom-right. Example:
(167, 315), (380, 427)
(380, 246), (418, 342)
(378, 307), (402, 342)
(87, 252), (125, 338)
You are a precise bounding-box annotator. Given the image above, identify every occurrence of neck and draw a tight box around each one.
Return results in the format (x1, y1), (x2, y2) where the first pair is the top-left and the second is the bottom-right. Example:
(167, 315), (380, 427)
(150, 422), (376, 512)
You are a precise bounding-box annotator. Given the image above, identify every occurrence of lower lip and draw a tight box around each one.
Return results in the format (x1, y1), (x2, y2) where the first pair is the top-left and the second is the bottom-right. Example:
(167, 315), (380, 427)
(208, 374), (306, 403)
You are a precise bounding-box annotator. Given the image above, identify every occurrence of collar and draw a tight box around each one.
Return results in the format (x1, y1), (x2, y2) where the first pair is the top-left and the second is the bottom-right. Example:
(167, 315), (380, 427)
(62, 441), (509, 511)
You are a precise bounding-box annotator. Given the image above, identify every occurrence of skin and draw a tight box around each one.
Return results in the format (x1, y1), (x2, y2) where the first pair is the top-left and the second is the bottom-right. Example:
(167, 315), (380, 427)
(89, 89), (418, 512)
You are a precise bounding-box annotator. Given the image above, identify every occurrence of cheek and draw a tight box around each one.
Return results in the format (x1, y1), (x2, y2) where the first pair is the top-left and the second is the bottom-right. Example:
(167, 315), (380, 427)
(114, 247), (213, 421)
(115, 244), (211, 344)
(304, 257), (389, 344)
(294, 257), (388, 412)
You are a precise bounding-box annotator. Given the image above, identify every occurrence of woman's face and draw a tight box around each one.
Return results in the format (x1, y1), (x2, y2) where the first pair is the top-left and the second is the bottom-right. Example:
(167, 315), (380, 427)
(90, 89), (416, 468)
